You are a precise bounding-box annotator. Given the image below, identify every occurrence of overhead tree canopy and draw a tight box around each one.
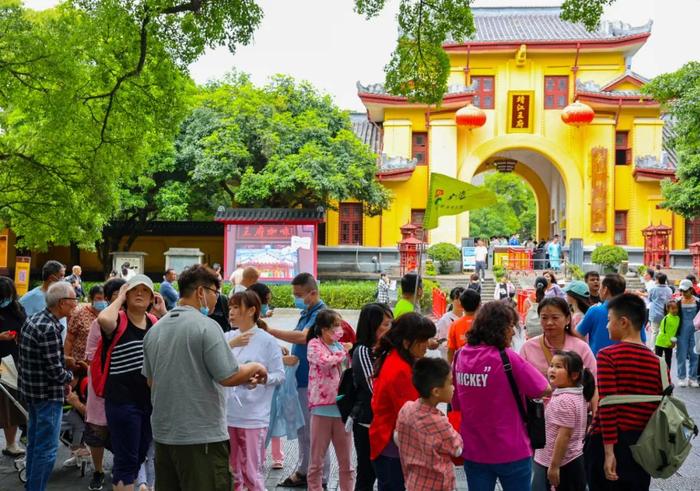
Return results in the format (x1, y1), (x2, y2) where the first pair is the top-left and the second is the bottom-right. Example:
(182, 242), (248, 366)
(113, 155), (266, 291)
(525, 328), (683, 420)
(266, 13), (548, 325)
(469, 172), (536, 239)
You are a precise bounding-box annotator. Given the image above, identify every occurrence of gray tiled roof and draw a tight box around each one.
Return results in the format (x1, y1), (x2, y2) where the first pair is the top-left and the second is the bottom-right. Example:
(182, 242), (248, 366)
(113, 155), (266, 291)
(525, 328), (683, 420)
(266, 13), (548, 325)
(452, 7), (652, 43)
(576, 79), (644, 97)
(356, 81), (474, 96)
(214, 208), (325, 222)
(349, 113), (382, 154)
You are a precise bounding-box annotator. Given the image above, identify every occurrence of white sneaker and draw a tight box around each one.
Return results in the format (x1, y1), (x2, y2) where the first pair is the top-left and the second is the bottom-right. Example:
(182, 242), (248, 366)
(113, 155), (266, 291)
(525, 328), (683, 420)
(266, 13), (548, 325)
(62, 455), (78, 468)
(679, 378), (689, 387)
(690, 380), (699, 388)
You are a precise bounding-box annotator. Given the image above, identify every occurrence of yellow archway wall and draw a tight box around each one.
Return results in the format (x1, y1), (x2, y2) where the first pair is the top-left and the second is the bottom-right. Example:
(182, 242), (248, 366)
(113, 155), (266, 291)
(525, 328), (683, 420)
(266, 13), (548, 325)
(474, 161), (551, 241)
(458, 133), (585, 242)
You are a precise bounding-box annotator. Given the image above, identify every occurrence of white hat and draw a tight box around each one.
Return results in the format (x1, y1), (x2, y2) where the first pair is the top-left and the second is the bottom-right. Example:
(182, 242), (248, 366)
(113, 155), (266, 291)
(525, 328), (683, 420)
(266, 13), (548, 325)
(125, 274), (154, 294)
(679, 279), (693, 292)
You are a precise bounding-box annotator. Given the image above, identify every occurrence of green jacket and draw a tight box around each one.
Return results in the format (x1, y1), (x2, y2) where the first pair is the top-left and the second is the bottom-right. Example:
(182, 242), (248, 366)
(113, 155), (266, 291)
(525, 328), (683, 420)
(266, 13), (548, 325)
(655, 314), (680, 348)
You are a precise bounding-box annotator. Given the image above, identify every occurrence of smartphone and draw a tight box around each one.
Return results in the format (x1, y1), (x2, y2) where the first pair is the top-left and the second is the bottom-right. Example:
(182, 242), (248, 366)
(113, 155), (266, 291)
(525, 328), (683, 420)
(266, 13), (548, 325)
(437, 338), (447, 345)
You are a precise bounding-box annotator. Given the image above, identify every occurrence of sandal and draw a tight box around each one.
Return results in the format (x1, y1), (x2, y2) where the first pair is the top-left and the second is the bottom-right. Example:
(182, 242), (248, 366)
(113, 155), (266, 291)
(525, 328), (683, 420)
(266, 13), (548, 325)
(2, 446), (25, 458)
(278, 472), (307, 487)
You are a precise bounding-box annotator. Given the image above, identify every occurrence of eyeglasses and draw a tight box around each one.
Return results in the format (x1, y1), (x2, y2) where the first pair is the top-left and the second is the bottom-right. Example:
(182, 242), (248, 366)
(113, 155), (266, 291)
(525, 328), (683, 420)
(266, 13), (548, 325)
(202, 286), (219, 295)
(60, 297), (78, 302)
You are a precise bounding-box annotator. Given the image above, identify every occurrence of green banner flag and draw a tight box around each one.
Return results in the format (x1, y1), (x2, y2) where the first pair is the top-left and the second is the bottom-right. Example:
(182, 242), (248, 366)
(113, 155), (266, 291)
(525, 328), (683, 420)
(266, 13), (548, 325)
(423, 173), (498, 230)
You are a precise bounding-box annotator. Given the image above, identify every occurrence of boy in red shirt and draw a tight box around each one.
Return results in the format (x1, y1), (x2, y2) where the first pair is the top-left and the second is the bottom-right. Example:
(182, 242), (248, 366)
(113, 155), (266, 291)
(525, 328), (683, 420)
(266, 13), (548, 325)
(447, 289), (481, 363)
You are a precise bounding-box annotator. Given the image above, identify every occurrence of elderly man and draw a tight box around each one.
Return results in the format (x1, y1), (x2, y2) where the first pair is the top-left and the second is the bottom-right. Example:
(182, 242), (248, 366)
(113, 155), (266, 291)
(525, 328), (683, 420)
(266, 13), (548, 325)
(20, 260), (65, 317)
(65, 265), (85, 300)
(18, 282), (75, 491)
(232, 266), (260, 294)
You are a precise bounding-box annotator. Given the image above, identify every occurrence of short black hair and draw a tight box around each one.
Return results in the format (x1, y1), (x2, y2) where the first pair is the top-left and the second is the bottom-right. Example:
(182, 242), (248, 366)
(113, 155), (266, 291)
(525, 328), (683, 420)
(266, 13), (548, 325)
(178, 264), (221, 297)
(88, 284), (104, 300)
(412, 357), (451, 398)
(607, 293), (646, 331)
(645, 269), (655, 279)
(584, 271), (600, 281)
(400, 272), (422, 294)
(656, 272), (668, 285)
(467, 301), (519, 350)
(686, 274), (697, 284)
(459, 289), (481, 312)
(449, 286), (466, 301)
(291, 272), (317, 291)
(247, 282), (272, 304)
(165, 268), (176, 276)
(103, 278), (126, 301)
(42, 260), (64, 281)
(602, 273), (626, 297)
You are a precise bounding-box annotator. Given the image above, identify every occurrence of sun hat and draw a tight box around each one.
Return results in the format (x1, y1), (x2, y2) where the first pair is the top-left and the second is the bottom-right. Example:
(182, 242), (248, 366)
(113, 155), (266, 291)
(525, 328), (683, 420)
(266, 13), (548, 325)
(125, 274), (155, 294)
(564, 280), (590, 298)
(679, 279), (693, 292)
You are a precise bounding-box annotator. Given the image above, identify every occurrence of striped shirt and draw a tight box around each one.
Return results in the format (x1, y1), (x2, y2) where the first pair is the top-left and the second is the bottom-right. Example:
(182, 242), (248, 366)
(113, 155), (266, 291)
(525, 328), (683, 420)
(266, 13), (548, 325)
(593, 342), (662, 444)
(104, 316), (153, 407)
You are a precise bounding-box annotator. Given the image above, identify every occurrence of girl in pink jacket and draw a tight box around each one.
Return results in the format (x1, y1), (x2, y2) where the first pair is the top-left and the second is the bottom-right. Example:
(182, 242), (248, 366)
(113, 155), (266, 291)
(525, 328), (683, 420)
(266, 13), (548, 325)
(306, 309), (355, 491)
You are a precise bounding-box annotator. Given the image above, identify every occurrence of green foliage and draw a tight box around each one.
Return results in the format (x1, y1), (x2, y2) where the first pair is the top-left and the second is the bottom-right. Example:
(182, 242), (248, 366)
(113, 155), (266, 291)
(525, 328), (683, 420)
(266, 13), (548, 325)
(427, 242), (460, 274)
(568, 264), (584, 281)
(470, 173), (537, 239)
(638, 62), (700, 219)
(492, 263), (505, 279)
(591, 245), (628, 268)
(560, 0), (616, 31)
(425, 259), (437, 276)
(637, 264), (650, 277)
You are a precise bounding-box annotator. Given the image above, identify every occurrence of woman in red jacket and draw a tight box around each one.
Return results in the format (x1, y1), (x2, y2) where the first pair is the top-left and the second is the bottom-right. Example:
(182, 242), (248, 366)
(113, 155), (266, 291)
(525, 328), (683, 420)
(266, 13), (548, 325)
(370, 312), (436, 491)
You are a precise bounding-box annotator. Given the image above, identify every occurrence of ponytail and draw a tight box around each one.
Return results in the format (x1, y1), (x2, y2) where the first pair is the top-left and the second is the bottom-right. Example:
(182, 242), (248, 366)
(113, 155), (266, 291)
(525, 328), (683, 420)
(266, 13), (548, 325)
(581, 367), (596, 402)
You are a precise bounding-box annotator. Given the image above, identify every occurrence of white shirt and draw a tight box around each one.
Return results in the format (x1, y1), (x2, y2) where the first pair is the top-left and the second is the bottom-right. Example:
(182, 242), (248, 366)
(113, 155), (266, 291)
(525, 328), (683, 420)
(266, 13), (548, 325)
(224, 327), (285, 428)
(475, 246), (488, 262)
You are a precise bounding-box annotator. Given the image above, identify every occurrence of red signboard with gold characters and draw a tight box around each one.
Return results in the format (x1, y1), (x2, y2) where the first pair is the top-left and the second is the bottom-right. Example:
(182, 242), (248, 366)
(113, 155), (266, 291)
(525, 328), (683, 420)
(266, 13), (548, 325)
(591, 147), (608, 233)
(508, 91), (534, 133)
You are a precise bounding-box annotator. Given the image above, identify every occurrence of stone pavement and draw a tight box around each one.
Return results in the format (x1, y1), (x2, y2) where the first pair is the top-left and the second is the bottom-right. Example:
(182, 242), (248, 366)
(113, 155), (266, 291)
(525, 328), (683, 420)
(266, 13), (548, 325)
(2, 308), (700, 489)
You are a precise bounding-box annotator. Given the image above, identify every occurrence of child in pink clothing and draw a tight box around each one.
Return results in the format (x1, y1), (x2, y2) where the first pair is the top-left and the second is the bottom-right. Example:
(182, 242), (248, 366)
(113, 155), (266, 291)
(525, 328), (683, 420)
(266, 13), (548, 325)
(533, 350), (594, 491)
(306, 309), (355, 491)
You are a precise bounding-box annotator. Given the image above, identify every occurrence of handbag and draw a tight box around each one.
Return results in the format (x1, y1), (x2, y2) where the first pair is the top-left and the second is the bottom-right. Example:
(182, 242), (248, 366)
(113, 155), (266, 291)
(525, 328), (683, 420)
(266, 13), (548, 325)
(499, 349), (546, 449)
(336, 367), (356, 423)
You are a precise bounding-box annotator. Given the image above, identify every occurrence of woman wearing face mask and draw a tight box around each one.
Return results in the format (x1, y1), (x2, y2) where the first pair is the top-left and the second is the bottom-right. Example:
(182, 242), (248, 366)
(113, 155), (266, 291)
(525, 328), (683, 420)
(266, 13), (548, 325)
(248, 282), (274, 318)
(0, 276), (27, 458)
(306, 309), (355, 491)
(65, 285), (106, 377)
(224, 291), (285, 491)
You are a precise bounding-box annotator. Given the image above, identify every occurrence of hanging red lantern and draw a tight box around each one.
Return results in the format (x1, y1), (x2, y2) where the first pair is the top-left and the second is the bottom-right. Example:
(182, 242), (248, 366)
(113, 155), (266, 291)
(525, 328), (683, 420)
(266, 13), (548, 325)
(455, 103), (486, 129)
(561, 100), (595, 126)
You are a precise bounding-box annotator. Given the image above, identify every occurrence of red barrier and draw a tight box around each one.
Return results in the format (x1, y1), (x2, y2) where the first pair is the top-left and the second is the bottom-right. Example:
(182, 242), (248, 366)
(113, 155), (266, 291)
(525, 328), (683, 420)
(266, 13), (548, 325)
(432, 288), (447, 318)
(507, 248), (534, 271)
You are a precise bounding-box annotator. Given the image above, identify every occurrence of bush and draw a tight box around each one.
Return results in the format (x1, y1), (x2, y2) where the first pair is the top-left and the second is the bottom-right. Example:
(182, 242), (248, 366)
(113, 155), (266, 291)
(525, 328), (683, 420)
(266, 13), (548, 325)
(427, 243), (461, 274)
(492, 263), (505, 279)
(591, 245), (628, 269)
(637, 264), (650, 277)
(425, 259), (437, 276)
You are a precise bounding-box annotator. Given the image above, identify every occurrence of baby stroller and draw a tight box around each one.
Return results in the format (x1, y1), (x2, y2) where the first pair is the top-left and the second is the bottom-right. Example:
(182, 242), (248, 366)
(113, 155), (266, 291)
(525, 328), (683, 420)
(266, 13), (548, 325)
(0, 379), (29, 483)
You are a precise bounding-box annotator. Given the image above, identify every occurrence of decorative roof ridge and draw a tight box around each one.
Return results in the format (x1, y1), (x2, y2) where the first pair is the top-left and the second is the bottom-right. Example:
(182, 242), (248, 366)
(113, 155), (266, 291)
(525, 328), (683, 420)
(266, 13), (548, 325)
(575, 79), (651, 98)
(601, 69), (650, 90)
(356, 81), (474, 96)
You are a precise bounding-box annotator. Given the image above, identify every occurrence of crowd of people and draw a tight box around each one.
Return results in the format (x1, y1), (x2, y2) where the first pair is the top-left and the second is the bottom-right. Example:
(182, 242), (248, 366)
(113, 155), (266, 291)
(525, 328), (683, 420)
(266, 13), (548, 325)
(0, 259), (694, 491)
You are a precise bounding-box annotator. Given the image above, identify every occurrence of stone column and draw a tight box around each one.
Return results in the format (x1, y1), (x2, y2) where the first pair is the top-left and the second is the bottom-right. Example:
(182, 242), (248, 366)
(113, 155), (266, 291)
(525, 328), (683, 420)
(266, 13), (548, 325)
(429, 119), (459, 245)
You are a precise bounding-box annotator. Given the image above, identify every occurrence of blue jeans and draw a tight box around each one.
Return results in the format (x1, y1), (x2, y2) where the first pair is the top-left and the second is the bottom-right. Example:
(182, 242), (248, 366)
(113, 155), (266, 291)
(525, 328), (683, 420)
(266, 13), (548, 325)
(676, 324), (698, 381)
(464, 457), (532, 491)
(372, 455), (405, 491)
(25, 400), (63, 491)
(105, 401), (152, 486)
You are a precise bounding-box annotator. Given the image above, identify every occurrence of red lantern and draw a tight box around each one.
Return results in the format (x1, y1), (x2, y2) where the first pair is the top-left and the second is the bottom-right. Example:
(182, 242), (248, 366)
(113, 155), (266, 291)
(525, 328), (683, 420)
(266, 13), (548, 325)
(455, 103), (486, 129)
(561, 101), (595, 126)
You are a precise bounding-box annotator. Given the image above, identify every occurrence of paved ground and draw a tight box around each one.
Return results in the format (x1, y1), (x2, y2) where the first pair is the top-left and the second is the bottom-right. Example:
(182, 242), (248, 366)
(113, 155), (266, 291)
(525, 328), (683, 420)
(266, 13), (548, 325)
(2, 309), (700, 490)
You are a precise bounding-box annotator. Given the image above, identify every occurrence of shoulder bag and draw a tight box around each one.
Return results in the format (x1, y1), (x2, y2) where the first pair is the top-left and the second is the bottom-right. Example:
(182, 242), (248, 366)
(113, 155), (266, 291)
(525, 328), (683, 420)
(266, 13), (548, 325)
(499, 349), (546, 449)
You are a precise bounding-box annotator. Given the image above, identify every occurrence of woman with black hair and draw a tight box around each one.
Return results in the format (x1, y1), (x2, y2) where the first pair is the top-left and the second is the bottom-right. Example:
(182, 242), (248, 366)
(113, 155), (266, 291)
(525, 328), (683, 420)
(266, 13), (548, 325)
(453, 301), (550, 491)
(0, 276), (26, 457)
(350, 303), (393, 491)
(369, 312), (435, 491)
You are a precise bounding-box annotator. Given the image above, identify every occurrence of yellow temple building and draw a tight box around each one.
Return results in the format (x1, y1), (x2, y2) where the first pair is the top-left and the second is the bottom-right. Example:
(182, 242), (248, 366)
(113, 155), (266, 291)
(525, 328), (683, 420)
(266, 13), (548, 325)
(329, 6), (686, 251)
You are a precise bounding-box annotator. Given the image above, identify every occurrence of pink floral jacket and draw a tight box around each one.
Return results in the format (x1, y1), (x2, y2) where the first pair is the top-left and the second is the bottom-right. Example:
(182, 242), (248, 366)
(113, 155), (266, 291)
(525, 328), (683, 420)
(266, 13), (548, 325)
(307, 338), (347, 410)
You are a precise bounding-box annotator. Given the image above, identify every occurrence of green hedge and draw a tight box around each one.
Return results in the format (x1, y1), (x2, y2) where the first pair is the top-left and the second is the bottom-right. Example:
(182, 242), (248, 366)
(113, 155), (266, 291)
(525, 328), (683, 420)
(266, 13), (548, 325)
(81, 279), (441, 311)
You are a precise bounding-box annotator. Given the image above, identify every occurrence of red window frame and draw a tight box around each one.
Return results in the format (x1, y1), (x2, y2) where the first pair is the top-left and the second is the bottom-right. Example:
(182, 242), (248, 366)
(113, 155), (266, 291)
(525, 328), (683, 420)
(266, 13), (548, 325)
(614, 211), (627, 245)
(339, 203), (363, 245)
(412, 132), (428, 166)
(544, 76), (569, 109)
(615, 131), (632, 165)
(472, 76), (495, 109)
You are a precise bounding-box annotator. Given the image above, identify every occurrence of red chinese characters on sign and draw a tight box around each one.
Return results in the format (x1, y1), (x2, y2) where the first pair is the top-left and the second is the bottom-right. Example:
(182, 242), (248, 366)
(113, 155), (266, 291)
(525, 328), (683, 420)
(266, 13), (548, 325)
(510, 94), (530, 130)
(237, 225), (296, 240)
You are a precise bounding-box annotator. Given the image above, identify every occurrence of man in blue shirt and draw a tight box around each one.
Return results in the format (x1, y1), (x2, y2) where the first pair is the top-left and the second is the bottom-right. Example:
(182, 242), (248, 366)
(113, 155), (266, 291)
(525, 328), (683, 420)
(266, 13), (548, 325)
(20, 260), (65, 317)
(159, 268), (179, 310)
(508, 233), (521, 246)
(577, 273), (645, 355)
(263, 273), (330, 488)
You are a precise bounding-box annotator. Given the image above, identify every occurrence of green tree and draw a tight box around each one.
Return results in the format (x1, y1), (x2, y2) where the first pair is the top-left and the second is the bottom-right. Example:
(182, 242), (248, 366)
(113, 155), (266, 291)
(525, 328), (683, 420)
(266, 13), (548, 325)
(469, 172), (536, 238)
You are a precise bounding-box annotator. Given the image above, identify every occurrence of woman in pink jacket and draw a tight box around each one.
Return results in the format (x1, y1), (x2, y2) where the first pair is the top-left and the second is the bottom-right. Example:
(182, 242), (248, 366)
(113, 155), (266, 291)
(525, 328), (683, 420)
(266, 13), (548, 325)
(306, 309), (355, 491)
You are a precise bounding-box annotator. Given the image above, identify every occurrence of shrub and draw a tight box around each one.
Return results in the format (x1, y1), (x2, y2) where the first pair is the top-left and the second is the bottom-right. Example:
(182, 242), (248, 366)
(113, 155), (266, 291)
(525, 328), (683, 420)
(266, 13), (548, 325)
(591, 245), (628, 269)
(492, 263), (505, 279)
(425, 259), (437, 276)
(568, 264), (584, 280)
(637, 264), (650, 277)
(427, 243), (461, 274)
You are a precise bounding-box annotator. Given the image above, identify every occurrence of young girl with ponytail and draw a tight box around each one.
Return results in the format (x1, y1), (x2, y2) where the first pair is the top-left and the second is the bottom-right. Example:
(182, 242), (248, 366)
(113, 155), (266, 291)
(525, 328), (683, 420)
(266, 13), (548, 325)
(306, 309), (355, 491)
(225, 291), (285, 491)
(533, 350), (595, 491)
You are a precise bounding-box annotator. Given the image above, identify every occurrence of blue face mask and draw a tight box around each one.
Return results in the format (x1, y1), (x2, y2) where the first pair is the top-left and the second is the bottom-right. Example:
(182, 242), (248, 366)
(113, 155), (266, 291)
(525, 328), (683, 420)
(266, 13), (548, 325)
(261, 304), (269, 316)
(200, 306), (210, 316)
(293, 296), (307, 310)
(0, 299), (10, 309)
(93, 300), (108, 312)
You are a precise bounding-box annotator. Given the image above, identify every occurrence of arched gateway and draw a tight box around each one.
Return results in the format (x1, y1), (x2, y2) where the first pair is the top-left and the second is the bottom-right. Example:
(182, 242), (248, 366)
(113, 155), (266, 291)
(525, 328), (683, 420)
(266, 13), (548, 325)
(328, 6), (684, 252)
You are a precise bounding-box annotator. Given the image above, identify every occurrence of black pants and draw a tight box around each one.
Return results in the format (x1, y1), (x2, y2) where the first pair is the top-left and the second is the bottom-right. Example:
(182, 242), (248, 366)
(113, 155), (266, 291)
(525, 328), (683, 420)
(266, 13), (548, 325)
(655, 346), (673, 368)
(353, 423), (376, 491)
(533, 455), (586, 491)
(584, 431), (651, 491)
(372, 454), (405, 491)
